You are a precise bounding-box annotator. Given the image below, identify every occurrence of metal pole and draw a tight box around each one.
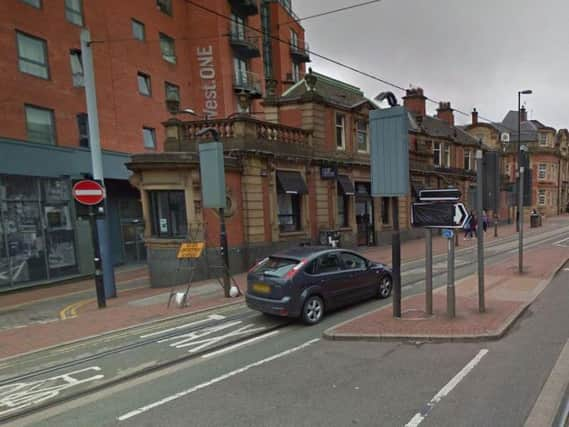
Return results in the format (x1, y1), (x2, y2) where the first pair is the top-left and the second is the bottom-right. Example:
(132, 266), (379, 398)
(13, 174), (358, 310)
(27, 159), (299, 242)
(476, 149), (485, 313)
(89, 206), (106, 308)
(81, 29), (116, 298)
(519, 166), (525, 274)
(425, 228), (433, 315)
(219, 208), (230, 297)
(392, 197), (401, 318)
(516, 91), (521, 233)
(447, 234), (455, 318)
(494, 214), (498, 238)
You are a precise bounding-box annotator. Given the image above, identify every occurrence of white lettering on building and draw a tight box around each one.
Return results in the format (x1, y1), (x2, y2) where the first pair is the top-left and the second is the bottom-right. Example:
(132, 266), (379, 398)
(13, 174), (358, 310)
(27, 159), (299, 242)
(197, 46), (218, 119)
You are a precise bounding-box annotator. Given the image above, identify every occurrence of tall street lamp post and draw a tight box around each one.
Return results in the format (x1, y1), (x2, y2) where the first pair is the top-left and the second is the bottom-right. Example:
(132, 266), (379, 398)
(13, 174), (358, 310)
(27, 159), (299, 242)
(517, 89), (532, 273)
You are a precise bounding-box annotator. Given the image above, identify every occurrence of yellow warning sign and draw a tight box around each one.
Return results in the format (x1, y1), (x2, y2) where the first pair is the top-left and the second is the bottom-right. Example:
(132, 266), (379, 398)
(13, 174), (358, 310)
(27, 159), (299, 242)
(177, 242), (205, 259)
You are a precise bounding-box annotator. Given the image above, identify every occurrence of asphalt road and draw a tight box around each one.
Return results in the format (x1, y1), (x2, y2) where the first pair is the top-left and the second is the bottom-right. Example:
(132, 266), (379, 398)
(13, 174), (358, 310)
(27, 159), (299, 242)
(3, 226), (569, 427)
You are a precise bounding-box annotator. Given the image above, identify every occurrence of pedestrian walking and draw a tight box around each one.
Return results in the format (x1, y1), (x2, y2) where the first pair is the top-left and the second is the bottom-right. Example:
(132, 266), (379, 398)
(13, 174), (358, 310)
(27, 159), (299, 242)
(464, 213), (477, 240)
(482, 210), (488, 233)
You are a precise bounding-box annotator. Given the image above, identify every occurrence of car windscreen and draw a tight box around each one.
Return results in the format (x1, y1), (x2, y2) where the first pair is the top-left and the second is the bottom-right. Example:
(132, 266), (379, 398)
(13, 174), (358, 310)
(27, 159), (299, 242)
(252, 257), (299, 277)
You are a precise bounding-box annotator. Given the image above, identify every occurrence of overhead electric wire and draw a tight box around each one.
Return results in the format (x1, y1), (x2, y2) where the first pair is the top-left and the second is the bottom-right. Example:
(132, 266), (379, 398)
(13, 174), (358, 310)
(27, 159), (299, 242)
(279, 0), (383, 25)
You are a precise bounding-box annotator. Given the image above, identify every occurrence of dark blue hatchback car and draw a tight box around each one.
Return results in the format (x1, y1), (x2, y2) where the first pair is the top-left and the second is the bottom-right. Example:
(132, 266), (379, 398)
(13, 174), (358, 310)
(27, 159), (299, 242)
(245, 247), (392, 325)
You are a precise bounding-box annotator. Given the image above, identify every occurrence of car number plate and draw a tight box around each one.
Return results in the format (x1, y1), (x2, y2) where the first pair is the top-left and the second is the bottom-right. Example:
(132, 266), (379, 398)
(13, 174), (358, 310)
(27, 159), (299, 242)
(252, 283), (271, 294)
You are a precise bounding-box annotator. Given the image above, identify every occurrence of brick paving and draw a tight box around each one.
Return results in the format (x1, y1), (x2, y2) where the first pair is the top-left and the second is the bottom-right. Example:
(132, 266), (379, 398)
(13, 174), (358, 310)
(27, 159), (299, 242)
(325, 243), (569, 341)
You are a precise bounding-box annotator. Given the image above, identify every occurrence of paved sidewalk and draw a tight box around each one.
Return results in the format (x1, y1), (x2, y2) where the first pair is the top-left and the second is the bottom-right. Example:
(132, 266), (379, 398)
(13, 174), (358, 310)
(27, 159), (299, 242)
(324, 244), (569, 342)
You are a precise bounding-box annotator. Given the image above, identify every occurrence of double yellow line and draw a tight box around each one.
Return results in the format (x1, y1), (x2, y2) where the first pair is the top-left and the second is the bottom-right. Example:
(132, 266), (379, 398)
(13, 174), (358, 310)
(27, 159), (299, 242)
(59, 298), (95, 320)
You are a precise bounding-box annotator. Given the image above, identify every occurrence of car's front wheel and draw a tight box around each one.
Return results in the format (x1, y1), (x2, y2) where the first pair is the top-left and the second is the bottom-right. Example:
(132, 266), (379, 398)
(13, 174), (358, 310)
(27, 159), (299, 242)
(377, 275), (392, 299)
(301, 295), (324, 325)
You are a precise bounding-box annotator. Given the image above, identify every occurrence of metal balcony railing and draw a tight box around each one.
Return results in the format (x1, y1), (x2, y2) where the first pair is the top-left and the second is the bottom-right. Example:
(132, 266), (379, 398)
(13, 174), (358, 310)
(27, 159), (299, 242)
(233, 70), (262, 96)
(228, 0), (258, 16)
(290, 42), (310, 63)
(229, 27), (261, 58)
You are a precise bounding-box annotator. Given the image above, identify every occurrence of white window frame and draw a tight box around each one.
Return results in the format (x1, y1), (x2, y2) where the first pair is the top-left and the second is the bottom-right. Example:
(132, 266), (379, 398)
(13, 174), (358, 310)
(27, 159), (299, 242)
(131, 19), (145, 41)
(356, 120), (368, 153)
(291, 62), (300, 82)
(65, 0), (83, 26)
(159, 33), (176, 64)
(538, 164), (546, 180)
(165, 82), (180, 102)
(433, 142), (441, 167)
(21, 0), (41, 8)
(142, 127), (156, 149)
(335, 113), (346, 150)
(444, 144), (451, 167)
(16, 31), (49, 79)
(69, 49), (83, 87)
(25, 104), (56, 145)
(290, 29), (298, 48)
(538, 133), (547, 146)
(538, 189), (546, 206)
(464, 149), (471, 170)
(231, 13), (246, 40)
(137, 72), (151, 96)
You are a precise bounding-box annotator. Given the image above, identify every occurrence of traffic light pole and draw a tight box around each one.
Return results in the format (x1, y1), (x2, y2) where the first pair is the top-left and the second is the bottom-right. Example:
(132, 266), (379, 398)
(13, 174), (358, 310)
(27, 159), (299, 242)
(89, 206), (106, 309)
(476, 149), (485, 313)
(219, 208), (230, 298)
(392, 197), (401, 318)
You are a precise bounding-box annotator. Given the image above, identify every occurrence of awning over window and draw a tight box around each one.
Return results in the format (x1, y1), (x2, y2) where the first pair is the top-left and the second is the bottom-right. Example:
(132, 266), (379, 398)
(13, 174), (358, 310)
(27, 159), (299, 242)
(337, 175), (355, 195)
(277, 171), (308, 195)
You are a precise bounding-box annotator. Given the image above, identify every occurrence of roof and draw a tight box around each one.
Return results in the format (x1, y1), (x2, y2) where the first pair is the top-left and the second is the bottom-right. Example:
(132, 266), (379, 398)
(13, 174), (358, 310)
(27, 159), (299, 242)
(280, 71), (375, 110)
(413, 115), (481, 147)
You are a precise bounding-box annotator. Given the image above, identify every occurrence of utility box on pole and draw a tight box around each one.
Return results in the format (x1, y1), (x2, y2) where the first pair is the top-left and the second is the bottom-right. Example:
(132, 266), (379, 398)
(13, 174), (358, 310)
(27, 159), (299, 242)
(198, 142), (226, 209)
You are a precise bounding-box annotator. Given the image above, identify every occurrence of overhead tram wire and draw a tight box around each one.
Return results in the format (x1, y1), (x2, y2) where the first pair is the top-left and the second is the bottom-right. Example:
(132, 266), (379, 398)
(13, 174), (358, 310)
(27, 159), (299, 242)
(279, 0), (384, 25)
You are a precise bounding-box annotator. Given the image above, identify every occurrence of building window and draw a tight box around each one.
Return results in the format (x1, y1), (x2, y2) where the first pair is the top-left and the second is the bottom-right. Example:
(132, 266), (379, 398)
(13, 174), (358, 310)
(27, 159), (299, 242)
(131, 19), (145, 41)
(464, 149), (471, 170)
(538, 189), (546, 206)
(69, 49), (83, 87)
(142, 127), (156, 149)
(137, 72), (151, 96)
(290, 29), (298, 48)
(433, 142), (441, 167)
(21, 0), (41, 7)
(230, 13), (246, 40)
(165, 82), (180, 102)
(291, 62), (300, 82)
(159, 33), (176, 63)
(538, 163), (546, 180)
(65, 0), (84, 26)
(233, 56), (248, 84)
(277, 193), (301, 232)
(336, 113), (346, 150)
(356, 120), (368, 152)
(156, 0), (172, 15)
(25, 105), (56, 145)
(538, 134), (547, 146)
(76, 113), (89, 147)
(149, 191), (187, 238)
(444, 144), (451, 167)
(381, 197), (390, 225)
(16, 31), (49, 79)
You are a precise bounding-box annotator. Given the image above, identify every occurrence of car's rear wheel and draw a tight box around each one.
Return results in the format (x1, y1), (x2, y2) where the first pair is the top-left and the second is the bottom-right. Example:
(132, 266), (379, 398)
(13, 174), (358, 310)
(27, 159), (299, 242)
(377, 275), (392, 299)
(302, 296), (324, 325)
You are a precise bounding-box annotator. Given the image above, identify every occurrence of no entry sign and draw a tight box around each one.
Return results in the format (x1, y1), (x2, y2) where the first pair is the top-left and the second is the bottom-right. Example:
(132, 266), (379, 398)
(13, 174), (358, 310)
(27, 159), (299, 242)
(72, 180), (106, 206)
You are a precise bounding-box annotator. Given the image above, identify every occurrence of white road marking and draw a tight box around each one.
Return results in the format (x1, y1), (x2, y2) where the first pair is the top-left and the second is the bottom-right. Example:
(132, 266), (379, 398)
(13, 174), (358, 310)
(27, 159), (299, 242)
(554, 237), (569, 248)
(0, 366), (104, 417)
(405, 349), (489, 427)
(139, 314), (225, 339)
(117, 338), (320, 422)
(201, 330), (280, 359)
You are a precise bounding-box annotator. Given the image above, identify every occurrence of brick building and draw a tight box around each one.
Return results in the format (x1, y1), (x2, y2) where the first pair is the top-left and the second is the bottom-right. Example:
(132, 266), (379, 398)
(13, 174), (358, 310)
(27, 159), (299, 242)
(0, 0), (308, 289)
(128, 78), (483, 287)
(465, 108), (569, 218)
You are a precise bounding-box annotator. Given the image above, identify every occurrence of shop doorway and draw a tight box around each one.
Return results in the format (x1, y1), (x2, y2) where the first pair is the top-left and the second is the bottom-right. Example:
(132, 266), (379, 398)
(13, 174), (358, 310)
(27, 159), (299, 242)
(355, 182), (375, 246)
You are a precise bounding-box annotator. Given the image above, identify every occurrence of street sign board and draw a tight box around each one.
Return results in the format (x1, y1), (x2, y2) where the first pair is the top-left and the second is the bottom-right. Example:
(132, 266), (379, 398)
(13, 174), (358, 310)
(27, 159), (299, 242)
(442, 229), (454, 239)
(177, 242), (205, 259)
(411, 202), (469, 229)
(72, 180), (106, 206)
(418, 188), (461, 202)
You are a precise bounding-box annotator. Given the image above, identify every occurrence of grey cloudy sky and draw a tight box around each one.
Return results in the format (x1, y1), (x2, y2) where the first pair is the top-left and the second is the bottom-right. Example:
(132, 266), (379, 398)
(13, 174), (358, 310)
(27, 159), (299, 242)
(293, 0), (569, 129)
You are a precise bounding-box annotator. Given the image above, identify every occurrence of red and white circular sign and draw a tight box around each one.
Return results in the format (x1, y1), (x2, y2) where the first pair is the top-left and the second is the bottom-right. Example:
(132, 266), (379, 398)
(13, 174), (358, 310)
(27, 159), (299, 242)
(72, 180), (106, 206)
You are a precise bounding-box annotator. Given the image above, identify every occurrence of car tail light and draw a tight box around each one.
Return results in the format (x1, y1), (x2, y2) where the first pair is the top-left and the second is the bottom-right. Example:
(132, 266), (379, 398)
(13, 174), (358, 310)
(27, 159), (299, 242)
(285, 258), (307, 280)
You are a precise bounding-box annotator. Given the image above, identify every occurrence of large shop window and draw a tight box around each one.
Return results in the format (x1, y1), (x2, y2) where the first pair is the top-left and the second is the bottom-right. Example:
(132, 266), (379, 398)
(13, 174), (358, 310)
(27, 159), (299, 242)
(276, 171), (308, 233)
(149, 191), (187, 238)
(337, 175), (354, 228)
(0, 175), (78, 289)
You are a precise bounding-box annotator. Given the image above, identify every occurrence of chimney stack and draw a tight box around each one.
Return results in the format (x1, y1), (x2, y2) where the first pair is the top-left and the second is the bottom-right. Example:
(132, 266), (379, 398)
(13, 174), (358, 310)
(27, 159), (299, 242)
(472, 108), (478, 126)
(403, 87), (426, 117)
(520, 106), (527, 122)
(437, 102), (454, 126)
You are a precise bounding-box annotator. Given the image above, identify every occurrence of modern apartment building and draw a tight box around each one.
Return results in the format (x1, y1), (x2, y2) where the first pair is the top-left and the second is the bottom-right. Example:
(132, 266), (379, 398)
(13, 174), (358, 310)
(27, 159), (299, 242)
(0, 0), (308, 289)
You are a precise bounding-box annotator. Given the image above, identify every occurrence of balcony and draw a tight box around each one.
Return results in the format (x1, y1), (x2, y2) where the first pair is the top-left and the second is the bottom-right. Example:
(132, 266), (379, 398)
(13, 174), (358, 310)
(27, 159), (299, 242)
(229, 27), (261, 59)
(233, 70), (262, 98)
(290, 42), (310, 63)
(164, 116), (313, 156)
(228, 0), (258, 16)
